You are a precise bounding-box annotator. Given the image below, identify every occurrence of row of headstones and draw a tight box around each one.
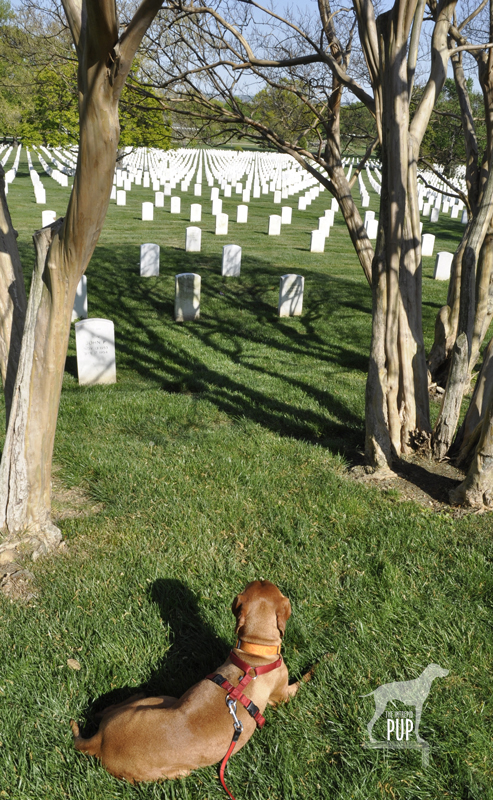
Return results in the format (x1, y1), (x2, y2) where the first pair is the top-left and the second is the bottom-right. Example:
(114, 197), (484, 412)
(71, 240), (455, 340)
(420, 194), (467, 224)
(140, 242), (243, 275)
(365, 165), (381, 195)
(174, 273), (304, 321)
(72, 272), (304, 387)
(117, 146), (323, 205)
(71, 242), (246, 321)
(28, 149), (47, 204)
(118, 147), (297, 193)
(422, 234), (454, 281)
(357, 172), (371, 208)
(3, 144), (22, 192)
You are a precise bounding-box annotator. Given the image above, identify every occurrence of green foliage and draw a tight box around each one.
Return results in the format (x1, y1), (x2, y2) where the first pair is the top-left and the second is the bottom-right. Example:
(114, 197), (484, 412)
(0, 7), (171, 148)
(119, 79), (171, 150)
(21, 60), (79, 145)
(251, 80), (316, 144)
(419, 78), (486, 175)
(339, 101), (377, 156)
(0, 9), (35, 141)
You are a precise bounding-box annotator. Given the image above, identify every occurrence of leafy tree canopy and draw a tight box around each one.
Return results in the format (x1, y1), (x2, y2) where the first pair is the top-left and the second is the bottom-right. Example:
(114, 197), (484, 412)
(419, 77), (486, 176)
(0, 6), (171, 149)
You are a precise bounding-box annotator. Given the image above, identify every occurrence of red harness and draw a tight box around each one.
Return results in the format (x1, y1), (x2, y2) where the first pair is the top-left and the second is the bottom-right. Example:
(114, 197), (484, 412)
(207, 650), (283, 800)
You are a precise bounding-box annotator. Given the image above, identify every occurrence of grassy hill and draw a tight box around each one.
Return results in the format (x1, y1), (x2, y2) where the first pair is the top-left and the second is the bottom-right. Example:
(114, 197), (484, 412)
(0, 147), (492, 800)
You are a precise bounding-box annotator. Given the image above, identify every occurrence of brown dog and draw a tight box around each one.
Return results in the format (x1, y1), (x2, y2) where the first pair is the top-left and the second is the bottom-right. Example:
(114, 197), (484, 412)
(71, 580), (300, 782)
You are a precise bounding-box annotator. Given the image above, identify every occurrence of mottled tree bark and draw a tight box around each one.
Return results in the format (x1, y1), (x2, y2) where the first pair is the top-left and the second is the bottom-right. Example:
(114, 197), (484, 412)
(0, 0), (164, 539)
(0, 165), (26, 425)
(361, 0), (454, 468)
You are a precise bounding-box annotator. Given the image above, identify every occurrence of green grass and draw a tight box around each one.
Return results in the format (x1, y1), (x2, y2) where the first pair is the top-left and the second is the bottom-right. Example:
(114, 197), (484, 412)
(0, 147), (492, 800)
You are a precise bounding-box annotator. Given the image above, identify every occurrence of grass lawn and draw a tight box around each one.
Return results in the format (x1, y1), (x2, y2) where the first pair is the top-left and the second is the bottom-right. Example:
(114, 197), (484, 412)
(0, 147), (492, 800)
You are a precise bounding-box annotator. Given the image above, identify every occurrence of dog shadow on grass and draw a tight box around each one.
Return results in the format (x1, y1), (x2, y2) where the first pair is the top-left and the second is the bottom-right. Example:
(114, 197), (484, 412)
(79, 579), (229, 735)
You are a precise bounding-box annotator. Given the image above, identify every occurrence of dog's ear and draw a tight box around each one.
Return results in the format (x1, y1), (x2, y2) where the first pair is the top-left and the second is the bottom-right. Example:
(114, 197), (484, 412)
(232, 593), (246, 634)
(276, 595), (291, 638)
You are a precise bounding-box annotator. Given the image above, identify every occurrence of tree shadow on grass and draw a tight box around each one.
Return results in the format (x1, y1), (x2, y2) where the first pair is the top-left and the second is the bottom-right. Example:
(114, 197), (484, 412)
(79, 578), (230, 736)
(75, 242), (371, 458)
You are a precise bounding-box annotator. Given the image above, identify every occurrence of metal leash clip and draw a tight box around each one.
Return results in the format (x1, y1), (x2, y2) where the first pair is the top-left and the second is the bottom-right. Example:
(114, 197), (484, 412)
(226, 696), (243, 734)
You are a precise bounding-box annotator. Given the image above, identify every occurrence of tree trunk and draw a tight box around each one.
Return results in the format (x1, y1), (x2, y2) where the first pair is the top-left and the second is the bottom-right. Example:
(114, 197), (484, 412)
(449, 379), (493, 507)
(364, 5), (432, 468)
(0, 0), (164, 541)
(432, 159), (493, 458)
(0, 221), (66, 542)
(328, 163), (373, 286)
(0, 165), (26, 425)
(452, 335), (493, 467)
(0, 86), (120, 538)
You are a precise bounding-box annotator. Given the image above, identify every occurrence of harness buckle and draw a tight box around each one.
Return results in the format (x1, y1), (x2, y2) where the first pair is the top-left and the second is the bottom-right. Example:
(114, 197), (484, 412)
(226, 696), (243, 734)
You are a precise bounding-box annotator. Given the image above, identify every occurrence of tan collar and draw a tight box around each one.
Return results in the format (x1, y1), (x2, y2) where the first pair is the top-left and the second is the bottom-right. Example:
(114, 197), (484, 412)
(235, 638), (281, 657)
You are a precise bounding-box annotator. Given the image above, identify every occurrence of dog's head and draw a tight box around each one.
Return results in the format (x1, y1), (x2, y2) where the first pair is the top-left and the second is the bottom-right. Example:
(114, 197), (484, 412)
(232, 580), (291, 643)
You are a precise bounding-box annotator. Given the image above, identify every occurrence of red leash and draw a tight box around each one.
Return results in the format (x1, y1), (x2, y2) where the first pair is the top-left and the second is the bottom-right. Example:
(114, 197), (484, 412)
(207, 650), (283, 800)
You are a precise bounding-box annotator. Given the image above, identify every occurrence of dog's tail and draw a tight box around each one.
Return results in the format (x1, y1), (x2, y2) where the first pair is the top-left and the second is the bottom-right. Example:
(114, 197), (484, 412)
(70, 719), (103, 757)
(359, 691), (374, 698)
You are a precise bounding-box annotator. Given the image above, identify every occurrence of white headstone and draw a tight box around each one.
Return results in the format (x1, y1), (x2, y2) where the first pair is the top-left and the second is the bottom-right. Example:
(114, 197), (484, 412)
(331, 198), (339, 212)
(190, 203), (202, 222)
(318, 218), (331, 235)
(422, 202), (431, 217)
(298, 197), (306, 211)
(140, 243), (160, 276)
(461, 209), (468, 224)
(194, 184), (202, 196)
(35, 185), (46, 204)
(430, 208), (440, 223)
(186, 226), (201, 252)
(143, 172), (150, 188)
(364, 210), (375, 227)
(72, 276), (88, 322)
(366, 219), (379, 239)
(451, 204), (459, 219)
(211, 187), (220, 200)
(236, 204), (248, 223)
(273, 190), (282, 203)
(222, 244), (241, 277)
(116, 190), (126, 206)
(310, 231), (325, 253)
(268, 215), (282, 235)
(433, 251), (453, 280)
(175, 273), (201, 321)
(279, 274), (304, 317)
(75, 318), (116, 385)
(155, 192), (164, 207)
(142, 202), (154, 221)
(224, 185), (232, 198)
(422, 233), (435, 257)
(281, 207), (292, 224)
(212, 198), (223, 216)
(170, 196), (181, 214)
(215, 213), (228, 235)
(42, 210), (56, 227)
